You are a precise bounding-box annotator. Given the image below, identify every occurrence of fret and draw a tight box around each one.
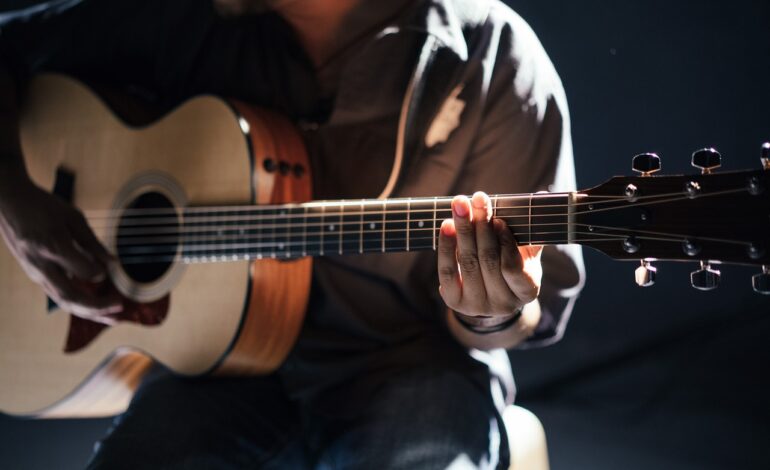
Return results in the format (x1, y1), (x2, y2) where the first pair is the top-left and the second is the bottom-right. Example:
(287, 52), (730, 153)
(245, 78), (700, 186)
(528, 193), (533, 246)
(223, 208), (237, 260)
(305, 205), (324, 256)
(432, 197), (437, 251)
(530, 194), (569, 245)
(409, 199), (436, 251)
(341, 203), (360, 255)
(239, 209), (260, 260)
(273, 207), (290, 258)
(434, 199), (452, 246)
(302, 205), (308, 257)
(381, 201), (386, 253)
(322, 203), (341, 255)
(495, 195), (532, 244)
(263, 207), (278, 258)
(567, 192), (579, 245)
(406, 198), (411, 251)
(182, 208), (205, 261)
(384, 200), (408, 252)
(186, 208), (206, 260)
(363, 202), (383, 253)
(286, 206), (305, 258)
(358, 201), (364, 254)
(223, 209), (240, 260)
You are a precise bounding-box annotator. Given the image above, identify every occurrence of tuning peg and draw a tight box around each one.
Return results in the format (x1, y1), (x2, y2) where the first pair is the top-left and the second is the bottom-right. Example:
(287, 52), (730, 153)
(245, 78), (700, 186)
(752, 266), (770, 295)
(690, 261), (720, 291)
(632, 153), (661, 176)
(635, 260), (656, 287)
(761, 143), (770, 170)
(691, 148), (721, 174)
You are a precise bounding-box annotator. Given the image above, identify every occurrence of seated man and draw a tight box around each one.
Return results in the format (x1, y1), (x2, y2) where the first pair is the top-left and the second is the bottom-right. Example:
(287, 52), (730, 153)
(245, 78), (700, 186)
(0, 0), (584, 468)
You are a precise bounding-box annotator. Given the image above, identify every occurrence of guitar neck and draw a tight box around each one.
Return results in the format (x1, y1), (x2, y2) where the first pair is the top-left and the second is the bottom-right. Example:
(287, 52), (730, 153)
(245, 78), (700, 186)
(173, 193), (575, 263)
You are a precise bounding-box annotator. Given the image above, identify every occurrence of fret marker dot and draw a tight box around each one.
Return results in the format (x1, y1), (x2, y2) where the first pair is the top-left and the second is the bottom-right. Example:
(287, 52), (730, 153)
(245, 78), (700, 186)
(418, 220), (425, 228)
(369, 222), (376, 230)
(278, 242), (285, 250)
(329, 224), (335, 231)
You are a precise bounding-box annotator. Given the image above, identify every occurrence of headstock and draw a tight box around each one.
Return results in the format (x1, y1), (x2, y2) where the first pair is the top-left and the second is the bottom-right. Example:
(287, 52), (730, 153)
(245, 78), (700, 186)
(575, 143), (770, 293)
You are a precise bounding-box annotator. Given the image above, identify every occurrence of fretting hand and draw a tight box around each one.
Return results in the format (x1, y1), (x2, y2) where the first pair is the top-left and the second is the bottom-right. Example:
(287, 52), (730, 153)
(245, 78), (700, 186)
(437, 191), (542, 346)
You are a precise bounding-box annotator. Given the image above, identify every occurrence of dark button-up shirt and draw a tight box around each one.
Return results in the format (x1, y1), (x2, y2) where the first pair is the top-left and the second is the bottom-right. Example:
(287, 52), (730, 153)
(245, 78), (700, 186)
(1, 0), (584, 405)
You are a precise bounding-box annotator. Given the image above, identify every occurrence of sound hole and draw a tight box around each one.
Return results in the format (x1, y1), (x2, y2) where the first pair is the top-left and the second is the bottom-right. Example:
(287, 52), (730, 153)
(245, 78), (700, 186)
(116, 191), (178, 283)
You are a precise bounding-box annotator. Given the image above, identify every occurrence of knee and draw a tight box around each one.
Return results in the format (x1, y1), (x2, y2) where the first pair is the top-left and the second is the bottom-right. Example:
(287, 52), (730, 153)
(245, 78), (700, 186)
(317, 369), (506, 470)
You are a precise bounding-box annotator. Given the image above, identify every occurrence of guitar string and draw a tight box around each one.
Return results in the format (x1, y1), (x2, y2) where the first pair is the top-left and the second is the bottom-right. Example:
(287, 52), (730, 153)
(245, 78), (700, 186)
(114, 233), (673, 265)
(110, 220), (750, 250)
(88, 189), (750, 247)
(569, 223), (752, 248)
(85, 189), (745, 234)
(113, 221), (571, 246)
(113, 229), (706, 259)
(115, 225), (750, 258)
(85, 204), (564, 229)
(110, 213), (566, 237)
(81, 189), (684, 219)
(118, 228), (605, 256)
(82, 188), (703, 226)
(94, 188), (749, 235)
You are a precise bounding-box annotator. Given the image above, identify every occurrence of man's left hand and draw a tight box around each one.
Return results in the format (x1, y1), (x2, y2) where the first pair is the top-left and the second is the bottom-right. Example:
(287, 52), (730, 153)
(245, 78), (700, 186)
(437, 191), (543, 335)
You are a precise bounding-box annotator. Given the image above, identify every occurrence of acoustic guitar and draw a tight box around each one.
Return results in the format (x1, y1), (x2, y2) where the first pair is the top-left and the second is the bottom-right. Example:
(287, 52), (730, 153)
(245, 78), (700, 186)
(1, 75), (768, 418)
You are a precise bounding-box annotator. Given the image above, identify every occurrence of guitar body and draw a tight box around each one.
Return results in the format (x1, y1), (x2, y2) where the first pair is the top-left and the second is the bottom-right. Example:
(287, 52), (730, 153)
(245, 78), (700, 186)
(0, 75), (312, 417)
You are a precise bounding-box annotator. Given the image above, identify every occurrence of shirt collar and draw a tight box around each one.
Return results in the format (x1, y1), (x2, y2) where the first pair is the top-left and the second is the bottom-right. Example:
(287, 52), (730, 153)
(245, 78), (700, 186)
(395, 0), (489, 62)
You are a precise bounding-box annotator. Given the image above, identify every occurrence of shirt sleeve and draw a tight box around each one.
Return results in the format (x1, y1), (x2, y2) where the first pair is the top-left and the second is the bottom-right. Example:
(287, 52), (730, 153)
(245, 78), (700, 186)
(452, 7), (585, 347)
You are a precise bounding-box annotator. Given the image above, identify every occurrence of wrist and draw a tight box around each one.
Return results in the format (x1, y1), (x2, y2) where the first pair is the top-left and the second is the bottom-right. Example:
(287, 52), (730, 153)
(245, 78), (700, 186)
(447, 300), (541, 350)
(452, 309), (522, 335)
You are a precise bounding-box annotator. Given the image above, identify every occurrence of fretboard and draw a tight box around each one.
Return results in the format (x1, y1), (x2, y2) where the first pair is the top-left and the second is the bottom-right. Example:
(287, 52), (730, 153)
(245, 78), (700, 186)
(172, 193), (572, 263)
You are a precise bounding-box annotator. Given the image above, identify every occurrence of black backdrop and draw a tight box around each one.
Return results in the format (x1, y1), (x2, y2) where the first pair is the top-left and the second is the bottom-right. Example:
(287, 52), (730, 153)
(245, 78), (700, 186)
(1, 1), (769, 468)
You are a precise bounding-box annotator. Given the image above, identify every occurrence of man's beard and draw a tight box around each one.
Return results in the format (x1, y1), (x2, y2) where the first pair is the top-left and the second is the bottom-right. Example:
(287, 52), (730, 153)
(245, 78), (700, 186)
(212, 0), (289, 17)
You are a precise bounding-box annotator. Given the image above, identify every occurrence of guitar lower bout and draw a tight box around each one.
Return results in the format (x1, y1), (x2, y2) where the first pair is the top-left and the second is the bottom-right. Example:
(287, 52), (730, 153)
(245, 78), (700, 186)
(0, 74), (312, 417)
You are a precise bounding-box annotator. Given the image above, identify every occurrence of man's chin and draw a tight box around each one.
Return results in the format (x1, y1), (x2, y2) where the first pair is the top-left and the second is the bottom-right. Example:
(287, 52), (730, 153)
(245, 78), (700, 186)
(212, 0), (276, 17)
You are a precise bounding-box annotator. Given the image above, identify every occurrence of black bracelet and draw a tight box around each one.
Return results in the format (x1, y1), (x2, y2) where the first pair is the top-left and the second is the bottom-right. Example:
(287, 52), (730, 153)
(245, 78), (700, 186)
(452, 308), (522, 335)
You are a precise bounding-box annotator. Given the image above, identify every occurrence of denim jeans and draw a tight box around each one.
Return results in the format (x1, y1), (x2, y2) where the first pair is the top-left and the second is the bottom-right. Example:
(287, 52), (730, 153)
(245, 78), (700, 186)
(85, 365), (510, 469)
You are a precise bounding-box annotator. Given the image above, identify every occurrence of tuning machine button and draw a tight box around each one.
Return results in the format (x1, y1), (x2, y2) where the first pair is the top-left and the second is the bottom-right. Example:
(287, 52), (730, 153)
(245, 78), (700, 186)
(752, 266), (770, 295)
(690, 261), (720, 291)
(761, 143), (770, 170)
(623, 236), (641, 254)
(635, 260), (656, 287)
(691, 148), (721, 174)
(632, 153), (661, 176)
(682, 238), (701, 257)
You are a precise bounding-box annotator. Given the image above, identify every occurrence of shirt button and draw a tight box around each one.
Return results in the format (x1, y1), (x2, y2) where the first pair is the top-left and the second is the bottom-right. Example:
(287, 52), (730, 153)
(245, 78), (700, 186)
(298, 120), (320, 132)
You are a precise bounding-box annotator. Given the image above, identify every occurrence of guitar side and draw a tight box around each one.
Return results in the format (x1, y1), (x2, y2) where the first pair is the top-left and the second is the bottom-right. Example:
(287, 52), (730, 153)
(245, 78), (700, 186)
(0, 75), (311, 417)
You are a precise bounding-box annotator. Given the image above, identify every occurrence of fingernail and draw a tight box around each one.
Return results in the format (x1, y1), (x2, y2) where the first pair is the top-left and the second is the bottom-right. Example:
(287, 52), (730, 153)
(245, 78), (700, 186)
(472, 192), (486, 209)
(440, 219), (455, 236)
(452, 198), (468, 217)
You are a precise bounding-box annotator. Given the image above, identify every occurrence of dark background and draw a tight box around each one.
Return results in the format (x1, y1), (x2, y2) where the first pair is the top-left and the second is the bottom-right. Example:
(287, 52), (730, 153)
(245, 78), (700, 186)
(1, 0), (769, 468)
